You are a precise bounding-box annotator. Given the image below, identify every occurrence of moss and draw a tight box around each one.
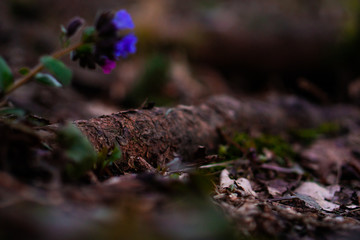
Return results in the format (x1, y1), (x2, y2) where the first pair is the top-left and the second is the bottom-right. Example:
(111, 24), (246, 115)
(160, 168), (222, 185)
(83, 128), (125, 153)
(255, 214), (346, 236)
(254, 134), (295, 159)
(218, 132), (295, 166)
(290, 122), (342, 145)
(233, 133), (255, 149)
(218, 133), (254, 160)
(317, 122), (342, 135)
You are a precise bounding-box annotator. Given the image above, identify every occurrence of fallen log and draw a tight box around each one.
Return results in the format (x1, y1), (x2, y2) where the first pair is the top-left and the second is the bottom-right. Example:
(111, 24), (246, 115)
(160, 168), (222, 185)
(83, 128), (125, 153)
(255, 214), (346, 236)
(67, 95), (359, 171)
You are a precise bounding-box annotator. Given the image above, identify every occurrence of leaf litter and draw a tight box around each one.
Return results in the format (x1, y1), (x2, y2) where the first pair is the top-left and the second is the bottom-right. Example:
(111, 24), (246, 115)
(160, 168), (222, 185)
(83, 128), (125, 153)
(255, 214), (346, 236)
(210, 126), (360, 239)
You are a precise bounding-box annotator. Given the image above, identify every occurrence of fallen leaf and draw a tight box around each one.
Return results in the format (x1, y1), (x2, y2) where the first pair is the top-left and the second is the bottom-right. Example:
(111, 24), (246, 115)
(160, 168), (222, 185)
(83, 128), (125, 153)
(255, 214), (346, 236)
(301, 139), (353, 184)
(219, 170), (257, 197)
(235, 178), (257, 197)
(220, 169), (234, 189)
(294, 193), (322, 211)
(265, 179), (291, 197)
(295, 182), (340, 211)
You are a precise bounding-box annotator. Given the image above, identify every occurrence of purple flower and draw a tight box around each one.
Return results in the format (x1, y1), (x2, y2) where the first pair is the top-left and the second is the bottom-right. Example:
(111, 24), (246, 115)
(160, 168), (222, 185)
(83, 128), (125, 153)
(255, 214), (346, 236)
(73, 9), (137, 74)
(114, 34), (137, 58)
(101, 59), (116, 74)
(112, 10), (134, 30)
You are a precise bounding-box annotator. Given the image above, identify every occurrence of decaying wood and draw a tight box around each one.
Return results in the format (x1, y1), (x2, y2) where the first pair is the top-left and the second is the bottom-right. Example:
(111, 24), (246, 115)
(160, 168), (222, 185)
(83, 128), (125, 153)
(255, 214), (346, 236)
(68, 95), (359, 171)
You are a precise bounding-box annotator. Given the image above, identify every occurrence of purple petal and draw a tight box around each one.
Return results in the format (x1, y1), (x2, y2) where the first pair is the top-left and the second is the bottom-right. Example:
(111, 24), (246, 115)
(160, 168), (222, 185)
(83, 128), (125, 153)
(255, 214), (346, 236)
(112, 10), (134, 30)
(101, 59), (116, 74)
(114, 34), (138, 58)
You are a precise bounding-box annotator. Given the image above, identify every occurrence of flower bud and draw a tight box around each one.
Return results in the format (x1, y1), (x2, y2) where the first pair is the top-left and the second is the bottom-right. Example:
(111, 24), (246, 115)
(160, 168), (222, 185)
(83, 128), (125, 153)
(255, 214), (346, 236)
(66, 17), (84, 38)
(95, 11), (116, 36)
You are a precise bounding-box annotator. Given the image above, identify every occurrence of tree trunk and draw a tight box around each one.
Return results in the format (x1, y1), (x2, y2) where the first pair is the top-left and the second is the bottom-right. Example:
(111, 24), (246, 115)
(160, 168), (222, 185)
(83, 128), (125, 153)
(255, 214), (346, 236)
(69, 95), (359, 171)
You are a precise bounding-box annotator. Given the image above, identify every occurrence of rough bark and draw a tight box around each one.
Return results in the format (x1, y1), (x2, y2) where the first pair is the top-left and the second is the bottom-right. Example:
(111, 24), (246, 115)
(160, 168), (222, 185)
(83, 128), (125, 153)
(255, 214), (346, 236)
(69, 95), (359, 171)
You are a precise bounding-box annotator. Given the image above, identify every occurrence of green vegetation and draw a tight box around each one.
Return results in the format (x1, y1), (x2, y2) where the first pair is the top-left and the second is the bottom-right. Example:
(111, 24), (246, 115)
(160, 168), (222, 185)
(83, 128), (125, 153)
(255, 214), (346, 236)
(290, 122), (342, 145)
(57, 123), (122, 179)
(0, 57), (13, 93)
(219, 132), (295, 164)
(40, 56), (72, 86)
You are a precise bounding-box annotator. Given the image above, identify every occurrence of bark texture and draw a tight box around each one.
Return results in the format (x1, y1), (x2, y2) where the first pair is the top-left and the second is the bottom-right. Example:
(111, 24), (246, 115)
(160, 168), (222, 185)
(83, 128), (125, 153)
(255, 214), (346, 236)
(72, 95), (360, 171)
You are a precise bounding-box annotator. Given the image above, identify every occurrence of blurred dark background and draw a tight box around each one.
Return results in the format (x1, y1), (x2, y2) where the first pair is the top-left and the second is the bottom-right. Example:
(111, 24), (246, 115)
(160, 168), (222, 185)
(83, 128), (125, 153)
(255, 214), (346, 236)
(1, 0), (360, 121)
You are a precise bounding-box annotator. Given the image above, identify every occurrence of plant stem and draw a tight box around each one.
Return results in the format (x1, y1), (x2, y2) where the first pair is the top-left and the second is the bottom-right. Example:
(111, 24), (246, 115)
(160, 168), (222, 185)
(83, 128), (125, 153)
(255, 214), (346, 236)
(2, 41), (83, 100)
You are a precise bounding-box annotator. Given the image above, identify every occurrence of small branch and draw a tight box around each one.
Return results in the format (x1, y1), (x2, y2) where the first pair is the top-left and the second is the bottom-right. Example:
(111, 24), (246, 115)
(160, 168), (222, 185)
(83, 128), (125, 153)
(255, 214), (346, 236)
(199, 159), (248, 169)
(69, 95), (360, 173)
(1, 42), (84, 102)
(51, 42), (83, 59)
(4, 63), (44, 96)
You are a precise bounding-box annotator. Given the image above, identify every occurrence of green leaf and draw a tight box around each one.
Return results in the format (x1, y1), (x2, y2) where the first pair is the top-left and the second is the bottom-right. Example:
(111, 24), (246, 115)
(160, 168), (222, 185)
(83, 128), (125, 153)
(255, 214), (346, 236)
(19, 67), (30, 75)
(96, 145), (122, 170)
(57, 123), (97, 179)
(35, 73), (62, 87)
(60, 24), (67, 35)
(76, 44), (93, 54)
(40, 56), (72, 86)
(0, 57), (14, 92)
(102, 145), (121, 169)
(59, 25), (69, 47)
(0, 107), (26, 117)
(82, 26), (96, 43)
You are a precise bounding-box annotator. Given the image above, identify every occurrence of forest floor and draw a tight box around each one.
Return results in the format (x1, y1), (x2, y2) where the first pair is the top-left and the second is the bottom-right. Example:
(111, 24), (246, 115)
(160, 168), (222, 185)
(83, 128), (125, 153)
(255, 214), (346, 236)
(1, 95), (360, 240)
(1, 1), (360, 239)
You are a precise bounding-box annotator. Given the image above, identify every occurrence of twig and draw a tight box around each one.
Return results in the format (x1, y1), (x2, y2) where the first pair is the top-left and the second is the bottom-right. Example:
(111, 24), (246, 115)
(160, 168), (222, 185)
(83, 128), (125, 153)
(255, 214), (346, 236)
(1, 42), (83, 103)
(199, 159), (248, 169)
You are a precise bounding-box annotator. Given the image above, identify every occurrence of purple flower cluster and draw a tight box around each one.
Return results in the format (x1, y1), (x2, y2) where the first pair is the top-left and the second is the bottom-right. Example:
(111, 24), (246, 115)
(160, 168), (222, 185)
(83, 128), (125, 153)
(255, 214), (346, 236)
(112, 10), (134, 30)
(72, 10), (137, 74)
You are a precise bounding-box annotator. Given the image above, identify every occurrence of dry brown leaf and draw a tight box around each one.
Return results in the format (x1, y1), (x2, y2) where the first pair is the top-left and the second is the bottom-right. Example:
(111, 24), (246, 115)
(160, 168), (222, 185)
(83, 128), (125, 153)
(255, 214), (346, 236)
(295, 182), (340, 211)
(265, 179), (291, 197)
(220, 169), (234, 189)
(220, 170), (257, 197)
(235, 178), (258, 197)
(301, 139), (353, 184)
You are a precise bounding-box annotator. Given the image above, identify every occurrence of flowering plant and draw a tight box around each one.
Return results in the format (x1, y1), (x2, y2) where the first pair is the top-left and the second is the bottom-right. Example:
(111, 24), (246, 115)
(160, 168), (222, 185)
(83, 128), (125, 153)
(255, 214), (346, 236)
(0, 9), (137, 106)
